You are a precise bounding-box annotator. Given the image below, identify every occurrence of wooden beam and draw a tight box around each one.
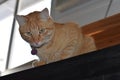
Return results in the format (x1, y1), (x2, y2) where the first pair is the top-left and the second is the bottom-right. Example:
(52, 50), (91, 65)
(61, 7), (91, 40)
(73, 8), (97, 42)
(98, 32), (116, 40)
(82, 13), (120, 50)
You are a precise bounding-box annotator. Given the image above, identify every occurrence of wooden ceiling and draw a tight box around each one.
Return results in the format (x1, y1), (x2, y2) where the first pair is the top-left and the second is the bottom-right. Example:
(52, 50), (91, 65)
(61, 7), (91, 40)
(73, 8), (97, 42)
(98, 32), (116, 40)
(82, 13), (120, 50)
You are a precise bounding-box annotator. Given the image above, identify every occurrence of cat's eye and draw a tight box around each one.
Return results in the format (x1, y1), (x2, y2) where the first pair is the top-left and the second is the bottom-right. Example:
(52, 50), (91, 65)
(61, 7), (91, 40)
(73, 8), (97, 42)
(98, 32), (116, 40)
(25, 32), (32, 36)
(39, 28), (46, 34)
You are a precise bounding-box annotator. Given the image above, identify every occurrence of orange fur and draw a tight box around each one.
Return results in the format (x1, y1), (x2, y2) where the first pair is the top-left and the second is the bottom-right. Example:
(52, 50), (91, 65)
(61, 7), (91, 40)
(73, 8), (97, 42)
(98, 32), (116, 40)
(16, 8), (96, 67)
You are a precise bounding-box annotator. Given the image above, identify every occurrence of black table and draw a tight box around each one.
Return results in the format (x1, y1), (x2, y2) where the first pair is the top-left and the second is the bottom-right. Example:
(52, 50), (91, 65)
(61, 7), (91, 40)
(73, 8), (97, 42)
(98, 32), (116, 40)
(1, 44), (120, 80)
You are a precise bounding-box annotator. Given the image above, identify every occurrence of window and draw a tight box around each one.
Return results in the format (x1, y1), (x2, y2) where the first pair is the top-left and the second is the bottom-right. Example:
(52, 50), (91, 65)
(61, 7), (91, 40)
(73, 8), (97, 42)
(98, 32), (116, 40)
(9, 0), (52, 69)
(0, 0), (16, 72)
(0, 0), (51, 72)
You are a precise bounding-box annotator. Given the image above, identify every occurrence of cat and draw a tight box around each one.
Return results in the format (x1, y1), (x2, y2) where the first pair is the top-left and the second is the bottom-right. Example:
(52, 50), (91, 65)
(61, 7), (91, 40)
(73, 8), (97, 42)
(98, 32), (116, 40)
(16, 8), (96, 67)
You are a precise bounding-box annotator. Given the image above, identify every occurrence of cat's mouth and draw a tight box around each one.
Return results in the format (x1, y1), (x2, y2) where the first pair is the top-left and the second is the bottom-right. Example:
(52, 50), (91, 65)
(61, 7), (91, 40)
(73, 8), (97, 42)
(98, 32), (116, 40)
(31, 42), (46, 48)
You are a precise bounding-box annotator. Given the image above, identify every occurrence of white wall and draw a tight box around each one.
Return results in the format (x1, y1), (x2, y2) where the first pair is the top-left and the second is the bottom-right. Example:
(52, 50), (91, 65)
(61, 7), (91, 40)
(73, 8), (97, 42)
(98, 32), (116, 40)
(52, 0), (120, 26)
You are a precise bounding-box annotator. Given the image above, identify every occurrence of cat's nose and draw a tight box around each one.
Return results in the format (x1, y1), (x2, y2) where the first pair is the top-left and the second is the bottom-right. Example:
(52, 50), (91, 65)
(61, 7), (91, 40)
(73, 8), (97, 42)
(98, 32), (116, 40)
(34, 41), (40, 45)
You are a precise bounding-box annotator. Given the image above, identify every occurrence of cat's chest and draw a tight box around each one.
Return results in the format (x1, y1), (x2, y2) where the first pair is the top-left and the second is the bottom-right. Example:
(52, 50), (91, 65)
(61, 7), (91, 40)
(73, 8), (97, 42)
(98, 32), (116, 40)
(36, 42), (63, 58)
(36, 45), (63, 63)
(36, 39), (68, 62)
(37, 46), (54, 55)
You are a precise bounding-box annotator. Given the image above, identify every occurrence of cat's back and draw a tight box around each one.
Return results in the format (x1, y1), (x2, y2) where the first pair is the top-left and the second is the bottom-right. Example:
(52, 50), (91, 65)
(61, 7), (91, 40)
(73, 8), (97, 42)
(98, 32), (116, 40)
(63, 22), (80, 28)
(54, 22), (82, 41)
(54, 22), (81, 31)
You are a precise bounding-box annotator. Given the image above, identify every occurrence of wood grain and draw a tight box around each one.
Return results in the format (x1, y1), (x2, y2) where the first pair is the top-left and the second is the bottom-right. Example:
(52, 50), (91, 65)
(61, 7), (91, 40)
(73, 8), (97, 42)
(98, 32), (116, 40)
(82, 13), (120, 50)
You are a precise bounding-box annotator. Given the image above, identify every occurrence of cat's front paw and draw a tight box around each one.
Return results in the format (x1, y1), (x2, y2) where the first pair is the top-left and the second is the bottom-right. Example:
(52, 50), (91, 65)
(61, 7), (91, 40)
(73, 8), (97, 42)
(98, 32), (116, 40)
(32, 60), (46, 67)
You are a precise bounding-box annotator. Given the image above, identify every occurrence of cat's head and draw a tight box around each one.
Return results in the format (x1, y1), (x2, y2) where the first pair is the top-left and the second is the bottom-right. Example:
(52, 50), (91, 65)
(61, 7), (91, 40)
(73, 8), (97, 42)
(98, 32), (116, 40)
(16, 8), (55, 48)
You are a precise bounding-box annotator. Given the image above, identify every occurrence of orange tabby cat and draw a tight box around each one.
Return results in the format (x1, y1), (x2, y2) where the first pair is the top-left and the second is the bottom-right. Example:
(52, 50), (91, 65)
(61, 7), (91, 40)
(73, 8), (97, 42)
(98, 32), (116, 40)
(16, 8), (96, 67)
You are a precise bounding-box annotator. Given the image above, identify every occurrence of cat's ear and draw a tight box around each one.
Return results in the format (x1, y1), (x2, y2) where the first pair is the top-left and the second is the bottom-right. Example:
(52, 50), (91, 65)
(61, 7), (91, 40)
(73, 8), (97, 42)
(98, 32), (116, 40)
(15, 15), (26, 26)
(40, 8), (49, 21)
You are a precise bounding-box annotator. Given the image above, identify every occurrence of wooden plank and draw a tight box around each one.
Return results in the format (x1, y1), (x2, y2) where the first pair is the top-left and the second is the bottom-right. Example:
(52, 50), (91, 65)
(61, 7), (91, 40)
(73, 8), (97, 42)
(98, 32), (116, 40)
(82, 13), (120, 50)
(93, 24), (120, 40)
(82, 13), (120, 35)
(96, 34), (120, 49)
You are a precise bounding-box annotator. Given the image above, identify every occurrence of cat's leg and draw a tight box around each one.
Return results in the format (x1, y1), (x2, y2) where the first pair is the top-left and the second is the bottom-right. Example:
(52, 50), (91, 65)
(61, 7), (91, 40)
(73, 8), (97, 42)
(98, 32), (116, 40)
(32, 59), (46, 67)
(60, 40), (76, 60)
(81, 36), (96, 54)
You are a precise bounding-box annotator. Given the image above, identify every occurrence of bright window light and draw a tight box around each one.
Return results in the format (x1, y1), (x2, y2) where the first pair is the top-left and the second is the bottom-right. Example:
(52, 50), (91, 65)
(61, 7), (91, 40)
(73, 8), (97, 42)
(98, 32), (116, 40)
(0, 16), (13, 72)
